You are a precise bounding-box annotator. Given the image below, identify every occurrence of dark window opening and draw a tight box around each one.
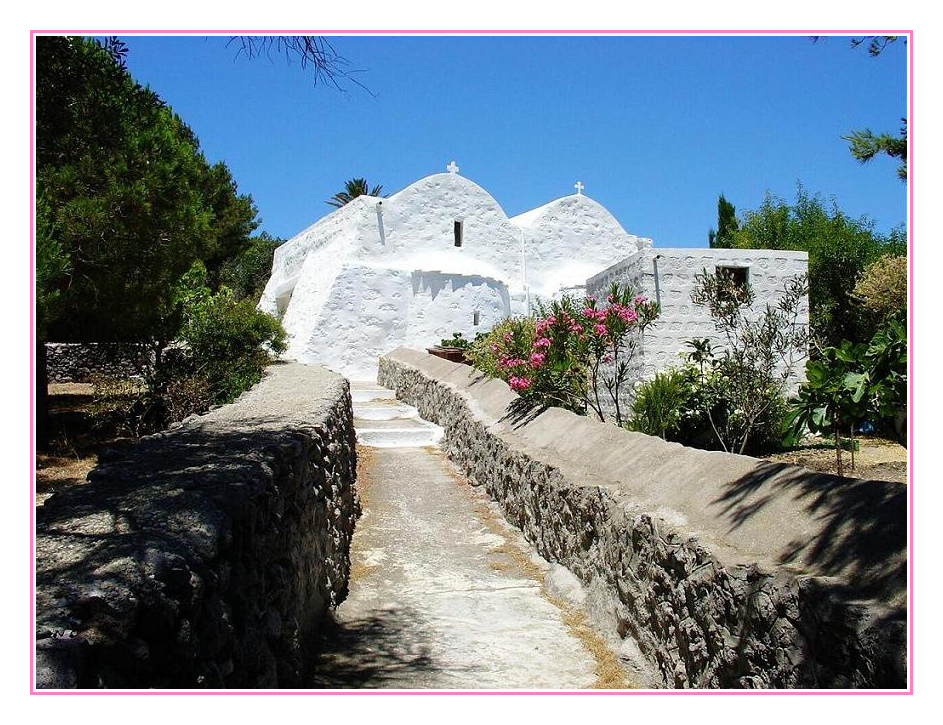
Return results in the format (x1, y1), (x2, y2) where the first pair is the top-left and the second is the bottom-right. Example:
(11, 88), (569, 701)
(715, 265), (750, 301)
(473, 309), (480, 326)
(454, 220), (463, 247)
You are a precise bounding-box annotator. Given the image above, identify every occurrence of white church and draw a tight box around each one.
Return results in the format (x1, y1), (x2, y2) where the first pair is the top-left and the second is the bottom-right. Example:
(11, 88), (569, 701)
(259, 162), (651, 379)
(259, 162), (807, 381)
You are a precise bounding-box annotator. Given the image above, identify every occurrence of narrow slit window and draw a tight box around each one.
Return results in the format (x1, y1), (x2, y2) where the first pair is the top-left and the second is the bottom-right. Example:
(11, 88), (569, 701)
(454, 220), (463, 247)
(473, 309), (480, 326)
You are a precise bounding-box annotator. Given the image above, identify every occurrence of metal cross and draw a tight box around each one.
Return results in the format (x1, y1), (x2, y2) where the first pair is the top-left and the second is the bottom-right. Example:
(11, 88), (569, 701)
(447, 160), (460, 175)
(574, 181), (585, 195)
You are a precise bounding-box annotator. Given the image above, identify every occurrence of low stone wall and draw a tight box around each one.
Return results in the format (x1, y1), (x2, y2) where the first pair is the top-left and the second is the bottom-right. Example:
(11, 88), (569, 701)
(45, 342), (154, 383)
(36, 362), (359, 689)
(378, 348), (907, 689)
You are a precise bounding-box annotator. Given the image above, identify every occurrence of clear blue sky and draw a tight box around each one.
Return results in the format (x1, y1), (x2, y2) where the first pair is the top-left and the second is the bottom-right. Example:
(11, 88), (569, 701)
(117, 34), (908, 247)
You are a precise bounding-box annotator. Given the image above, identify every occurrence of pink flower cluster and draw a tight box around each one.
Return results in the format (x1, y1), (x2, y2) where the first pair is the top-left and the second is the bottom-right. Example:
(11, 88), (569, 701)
(492, 293), (652, 395)
(498, 356), (527, 369)
(509, 375), (532, 391)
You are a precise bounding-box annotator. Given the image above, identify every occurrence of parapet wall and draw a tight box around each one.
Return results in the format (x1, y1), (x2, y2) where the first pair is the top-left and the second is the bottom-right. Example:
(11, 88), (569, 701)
(35, 362), (359, 689)
(378, 348), (907, 689)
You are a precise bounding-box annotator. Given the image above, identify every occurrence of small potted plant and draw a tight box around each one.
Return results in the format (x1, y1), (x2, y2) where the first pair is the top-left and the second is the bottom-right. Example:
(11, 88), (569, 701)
(427, 332), (471, 364)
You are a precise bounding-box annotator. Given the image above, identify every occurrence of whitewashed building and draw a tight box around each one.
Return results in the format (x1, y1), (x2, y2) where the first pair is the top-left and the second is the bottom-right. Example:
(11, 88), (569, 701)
(259, 163), (649, 378)
(585, 247), (809, 416)
(260, 163), (808, 384)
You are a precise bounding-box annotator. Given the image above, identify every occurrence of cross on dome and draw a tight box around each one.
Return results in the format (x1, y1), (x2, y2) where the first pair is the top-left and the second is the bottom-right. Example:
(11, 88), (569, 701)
(574, 181), (585, 195)
(447, 160), (460, 175)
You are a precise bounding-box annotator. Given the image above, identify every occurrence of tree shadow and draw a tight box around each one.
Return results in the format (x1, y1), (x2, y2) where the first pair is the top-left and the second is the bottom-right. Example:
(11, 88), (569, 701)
(500, 397), (549, 428)
(35, 414), (358, 688)
(710, 462), (907, 602)
(308, 608), (444, 689)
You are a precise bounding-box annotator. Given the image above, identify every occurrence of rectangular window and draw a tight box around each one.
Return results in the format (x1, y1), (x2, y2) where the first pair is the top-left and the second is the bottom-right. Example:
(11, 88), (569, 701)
(473, 309), (480, 326)
(716, 265), (749, 289)
(454, 220), (463, 247)
(715, 265), (750, 302)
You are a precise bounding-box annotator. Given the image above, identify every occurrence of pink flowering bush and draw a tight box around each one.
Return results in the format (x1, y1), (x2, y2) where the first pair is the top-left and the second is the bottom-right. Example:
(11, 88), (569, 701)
(467, 284), (659, 424)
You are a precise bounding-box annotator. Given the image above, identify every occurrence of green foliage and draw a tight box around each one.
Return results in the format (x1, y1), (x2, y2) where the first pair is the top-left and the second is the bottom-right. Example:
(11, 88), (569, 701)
(853, 255), (907, 331)
(626, 369), (691, 439)
(327, 178), (384, 208)
(218, 232), (283, 302)
(35, 194), (70, 340)
(844, 121), (908, 181)
(708, 193), (739, 249)
(689, 270), (808, 454)
(439, 331), (473, 350)
(180, 288), (287, 404)
(467, 286), (659, 424)
(89, 287), (287, 435)
(467, 317), (537, 381)
(729, 186), (901, 348)
(36, 36), (259, 342)
(785, 317), (907, 471)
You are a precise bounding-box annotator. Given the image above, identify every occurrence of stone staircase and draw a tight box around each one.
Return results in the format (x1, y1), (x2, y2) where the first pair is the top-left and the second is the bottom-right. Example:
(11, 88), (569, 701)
(350, 381), (443, 448)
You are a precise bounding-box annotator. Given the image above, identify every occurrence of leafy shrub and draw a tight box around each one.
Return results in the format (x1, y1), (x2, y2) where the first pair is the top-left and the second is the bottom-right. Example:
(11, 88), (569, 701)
(853, 255), (907, 329)
(439, 331), (473, 349)
(626, 369), (692, 439)
(88, 283), (286, 436)
(218, 232), (282, 302)
(689, 270), (808, 454)
(467, 317), (536, 380)
(786, 317), (907, 473)
(180, 287), (286, 404)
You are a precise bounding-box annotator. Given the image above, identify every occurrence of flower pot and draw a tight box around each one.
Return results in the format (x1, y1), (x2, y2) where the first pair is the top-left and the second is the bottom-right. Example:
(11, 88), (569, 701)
(426, 345), (468, 364)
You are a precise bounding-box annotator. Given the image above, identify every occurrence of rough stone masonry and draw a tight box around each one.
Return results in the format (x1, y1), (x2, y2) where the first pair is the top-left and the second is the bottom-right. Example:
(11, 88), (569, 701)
(378, 348), (907, 689)
(35, 362), (359, 689)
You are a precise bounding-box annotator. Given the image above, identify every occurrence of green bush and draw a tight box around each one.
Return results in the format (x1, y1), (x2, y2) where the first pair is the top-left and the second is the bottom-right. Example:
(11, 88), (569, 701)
(626, 369), (692, 439)
(89, 285), (286, 437)
(181, 287), (286, 404)
(625, 361), (788, 454)
(439, 331), (473, 350)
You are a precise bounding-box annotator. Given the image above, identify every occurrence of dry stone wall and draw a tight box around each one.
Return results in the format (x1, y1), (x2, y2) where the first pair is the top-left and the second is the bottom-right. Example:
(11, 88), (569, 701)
(45, 342), (154, 383)
(378, 348), (907, 689)
(35, 362), (359, 689)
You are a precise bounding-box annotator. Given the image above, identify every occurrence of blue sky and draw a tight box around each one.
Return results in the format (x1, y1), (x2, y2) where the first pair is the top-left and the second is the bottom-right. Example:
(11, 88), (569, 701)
(117, 34), (907, 247)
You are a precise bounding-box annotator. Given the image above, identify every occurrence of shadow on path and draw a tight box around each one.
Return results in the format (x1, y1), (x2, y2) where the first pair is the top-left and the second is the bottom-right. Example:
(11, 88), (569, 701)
(308, 608), (445, 689)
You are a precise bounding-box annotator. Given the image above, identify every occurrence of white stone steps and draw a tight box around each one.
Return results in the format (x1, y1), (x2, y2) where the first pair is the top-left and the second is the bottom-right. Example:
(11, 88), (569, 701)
(355, 426), (444, 448)
(351, 380), (442, 448)
(351, 387), (397, 403)
(355, 404), (420, 421)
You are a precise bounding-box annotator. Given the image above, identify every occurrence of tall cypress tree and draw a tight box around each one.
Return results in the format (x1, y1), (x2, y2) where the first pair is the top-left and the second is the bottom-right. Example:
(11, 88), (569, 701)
(708, 194), (739, 249)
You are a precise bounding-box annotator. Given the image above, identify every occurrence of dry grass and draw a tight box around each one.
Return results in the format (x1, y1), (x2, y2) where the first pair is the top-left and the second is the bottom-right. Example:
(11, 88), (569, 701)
(347, 446), (378, 585)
